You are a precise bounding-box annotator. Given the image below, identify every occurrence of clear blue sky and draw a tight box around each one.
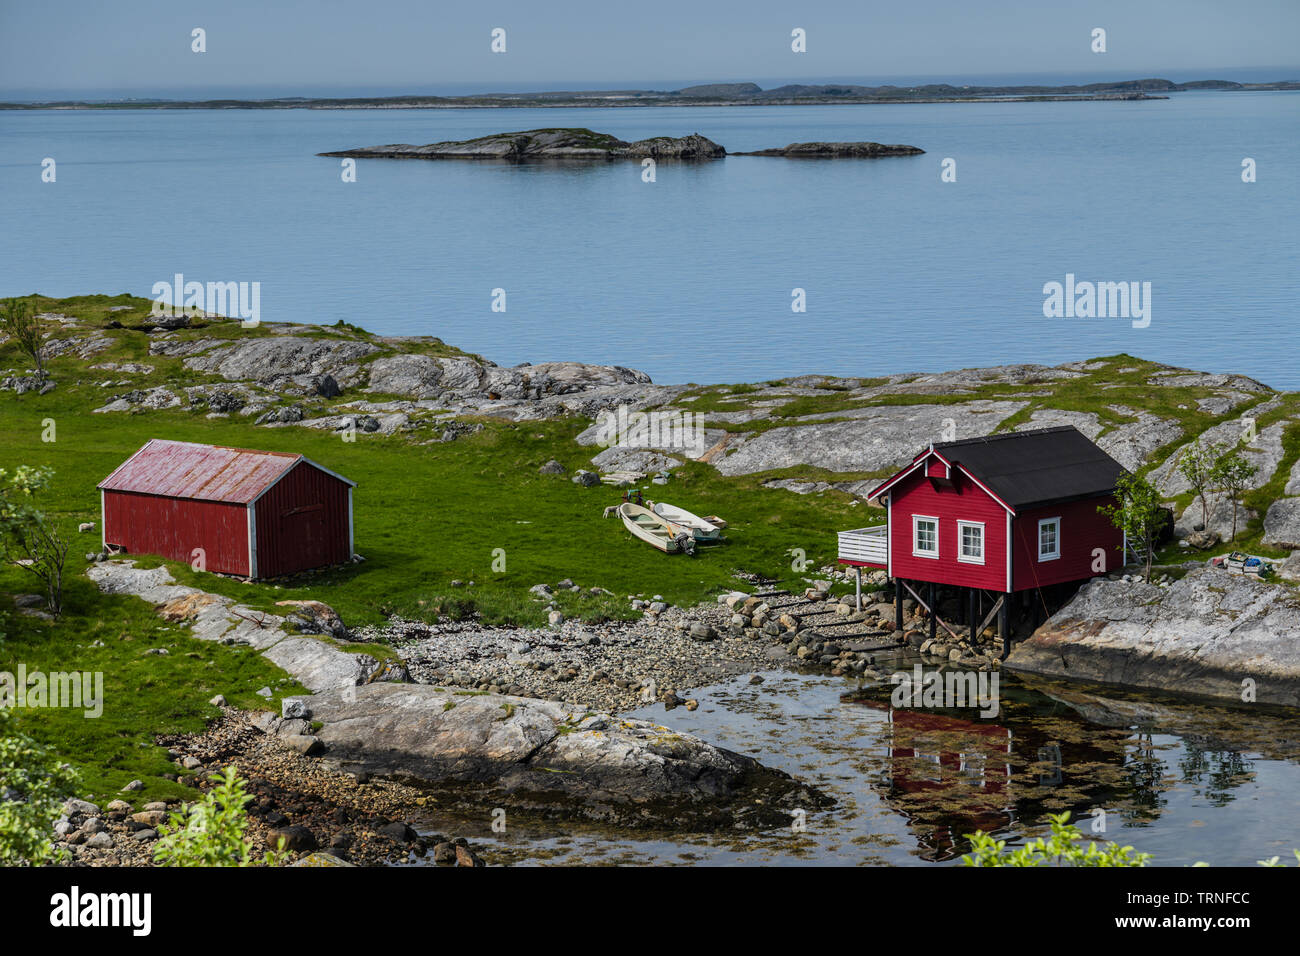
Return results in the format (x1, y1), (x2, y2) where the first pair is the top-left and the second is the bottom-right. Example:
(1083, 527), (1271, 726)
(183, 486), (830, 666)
(2, 0), (1296, 99)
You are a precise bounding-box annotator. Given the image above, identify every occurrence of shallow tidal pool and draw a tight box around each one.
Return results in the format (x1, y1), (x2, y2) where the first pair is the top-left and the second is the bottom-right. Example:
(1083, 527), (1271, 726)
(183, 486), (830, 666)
(412, 657), (1300, 866)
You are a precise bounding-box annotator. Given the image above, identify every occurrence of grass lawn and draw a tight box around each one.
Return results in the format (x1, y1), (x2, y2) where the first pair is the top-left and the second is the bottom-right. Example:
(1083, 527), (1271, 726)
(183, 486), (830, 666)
(2, 295), (867, 799)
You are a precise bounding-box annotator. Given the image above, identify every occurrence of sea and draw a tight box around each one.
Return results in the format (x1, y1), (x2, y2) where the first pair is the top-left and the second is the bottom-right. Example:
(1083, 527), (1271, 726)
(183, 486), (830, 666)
(1, 90), (1296, 385)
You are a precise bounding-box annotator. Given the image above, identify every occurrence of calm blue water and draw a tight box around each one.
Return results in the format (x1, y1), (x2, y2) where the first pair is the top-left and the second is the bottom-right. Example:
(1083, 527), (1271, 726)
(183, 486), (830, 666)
(2, 93), (1297, 385)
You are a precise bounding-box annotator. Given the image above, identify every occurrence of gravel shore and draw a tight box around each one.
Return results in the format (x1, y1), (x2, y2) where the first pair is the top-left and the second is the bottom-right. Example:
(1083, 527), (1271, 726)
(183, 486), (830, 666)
(53, 710), (489, 867)
(357, 602), (779, 714)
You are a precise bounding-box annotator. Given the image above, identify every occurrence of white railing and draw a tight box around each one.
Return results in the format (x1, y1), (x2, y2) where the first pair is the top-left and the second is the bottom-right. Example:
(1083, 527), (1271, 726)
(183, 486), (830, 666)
(838, 525), (888, 565)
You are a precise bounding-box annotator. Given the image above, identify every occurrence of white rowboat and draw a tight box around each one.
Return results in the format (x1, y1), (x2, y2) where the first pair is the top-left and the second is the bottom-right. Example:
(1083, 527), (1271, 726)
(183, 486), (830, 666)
(649, 501), (723, 541)
(618, 503), (687, 553)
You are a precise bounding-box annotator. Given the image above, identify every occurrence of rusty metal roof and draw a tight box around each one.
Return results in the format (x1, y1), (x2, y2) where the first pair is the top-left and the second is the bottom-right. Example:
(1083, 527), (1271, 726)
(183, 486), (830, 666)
(98, 439), (351, 505)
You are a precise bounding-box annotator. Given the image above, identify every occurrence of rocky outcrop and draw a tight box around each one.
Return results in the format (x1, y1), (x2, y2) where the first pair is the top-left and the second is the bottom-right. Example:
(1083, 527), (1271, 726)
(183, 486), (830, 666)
(1262, 498), (1300, 550)
(180, 337), (380, 391)
(1004, 568), (1300, 706)
(87, 560), (818, 827)
(1174, 490), (1255, 542)
(364, 353), (653, 404)
(1024, 680), (1300, 761)
(321, 129), (726, 162)
(297, 683), (820, 827)
(712, 400), (1026, 476)
(733, 141), (924, 158)
(1148, 403), (1287, 495)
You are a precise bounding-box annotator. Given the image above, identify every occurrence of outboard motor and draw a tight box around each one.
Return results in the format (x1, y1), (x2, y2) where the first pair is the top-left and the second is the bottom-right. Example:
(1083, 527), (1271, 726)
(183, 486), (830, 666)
(673, 531), (696, 555)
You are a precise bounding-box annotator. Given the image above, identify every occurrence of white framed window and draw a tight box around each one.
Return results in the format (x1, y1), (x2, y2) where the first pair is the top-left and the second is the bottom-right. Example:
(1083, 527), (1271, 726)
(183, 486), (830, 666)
(957, 520), (985, 564)
(912, 515), (939, 558)
(1038, 517), (1061, 561)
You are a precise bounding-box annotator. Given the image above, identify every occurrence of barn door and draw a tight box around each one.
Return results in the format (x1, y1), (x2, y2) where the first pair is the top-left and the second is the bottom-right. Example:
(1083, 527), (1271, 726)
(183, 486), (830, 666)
(279, 503), (326, 574)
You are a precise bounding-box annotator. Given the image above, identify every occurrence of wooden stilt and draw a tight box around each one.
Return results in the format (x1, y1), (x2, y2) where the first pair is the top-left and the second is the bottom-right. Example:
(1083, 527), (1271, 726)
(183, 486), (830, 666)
(927, 583), (937, 642)
(998, 596), (1011, 659)
(895, 578), (904, 631)
(975, 594), (1004, 640)
(898, 578), (963, 642)
(854, 566), (862, 611)
(968, 588), (977, 643)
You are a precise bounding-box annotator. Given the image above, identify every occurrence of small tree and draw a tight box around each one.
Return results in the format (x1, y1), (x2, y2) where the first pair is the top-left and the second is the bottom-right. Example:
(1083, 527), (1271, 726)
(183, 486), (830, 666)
(0, 710), (81, 865)
(0, 465), (70, 616)
(1177, 438), (1220, 531)
(153, 766), (288, 867)
(0, 297), (46, 383)
(1099, 472), (1161, 581)
(1211, 450), (1256, 543)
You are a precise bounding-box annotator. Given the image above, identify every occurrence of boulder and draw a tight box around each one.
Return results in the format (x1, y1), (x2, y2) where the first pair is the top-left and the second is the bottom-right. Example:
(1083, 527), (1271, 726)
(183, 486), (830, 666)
(1004, 568), (1300, 706)
(1262, 498), (1300, 550)
(292, 852), (357, 867)
(303, 683), (824, 828)
(282, 735), (324, 756)
(269, 825), (318, 852)
(275, 599), (350, 640)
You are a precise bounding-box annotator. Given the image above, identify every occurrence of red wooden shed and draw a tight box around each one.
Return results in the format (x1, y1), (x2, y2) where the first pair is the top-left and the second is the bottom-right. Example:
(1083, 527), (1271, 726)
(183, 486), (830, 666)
(838, 426), (1127, 649)
(98, 439), (355, 579)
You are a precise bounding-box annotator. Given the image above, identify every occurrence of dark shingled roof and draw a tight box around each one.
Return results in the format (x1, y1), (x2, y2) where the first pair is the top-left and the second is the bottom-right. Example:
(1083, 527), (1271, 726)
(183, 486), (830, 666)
(933, 426), (1128, 510)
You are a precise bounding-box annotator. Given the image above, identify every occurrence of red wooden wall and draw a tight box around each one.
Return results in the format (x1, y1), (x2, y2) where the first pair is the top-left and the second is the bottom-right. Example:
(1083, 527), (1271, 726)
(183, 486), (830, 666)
(1011, 495), (1122, 592)
(887, 468), (1008, 591)
(253, 461), (352, 578)
(103, 490), (250, 576)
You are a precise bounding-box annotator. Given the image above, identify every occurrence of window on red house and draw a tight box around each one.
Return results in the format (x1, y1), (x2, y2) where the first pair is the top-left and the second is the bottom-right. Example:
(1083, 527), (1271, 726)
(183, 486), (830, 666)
(1038, 517), (1061, 561)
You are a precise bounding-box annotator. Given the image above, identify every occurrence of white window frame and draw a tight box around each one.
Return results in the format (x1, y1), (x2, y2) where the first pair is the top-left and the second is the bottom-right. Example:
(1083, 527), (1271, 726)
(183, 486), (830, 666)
(1038, 517), (1061, 562)
(957, 520), (985, 565)
(912, 514), (939, 558)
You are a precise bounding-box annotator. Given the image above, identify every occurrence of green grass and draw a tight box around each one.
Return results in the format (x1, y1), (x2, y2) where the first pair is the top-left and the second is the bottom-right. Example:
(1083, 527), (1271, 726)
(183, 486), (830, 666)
(0, 295), (872, 799)
(0, 581), (306, 805)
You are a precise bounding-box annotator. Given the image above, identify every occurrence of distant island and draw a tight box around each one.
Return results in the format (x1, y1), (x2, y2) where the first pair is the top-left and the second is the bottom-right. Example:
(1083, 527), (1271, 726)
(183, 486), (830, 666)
(5, 77), (1297, 110)
(319, 129), (926, 162)
(732, 142), (925, 158)
(320, 128), (727, 161)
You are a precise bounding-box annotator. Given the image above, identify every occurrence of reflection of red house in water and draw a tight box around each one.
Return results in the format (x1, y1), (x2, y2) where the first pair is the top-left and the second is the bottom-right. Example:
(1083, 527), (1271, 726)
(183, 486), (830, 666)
(860, 699), (1016, 860)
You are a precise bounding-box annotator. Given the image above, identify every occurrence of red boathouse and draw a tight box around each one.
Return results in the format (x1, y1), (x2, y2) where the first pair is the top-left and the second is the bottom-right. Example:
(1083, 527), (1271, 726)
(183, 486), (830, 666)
(99, 439), (355, 579)
(838, 427), (1127, 649)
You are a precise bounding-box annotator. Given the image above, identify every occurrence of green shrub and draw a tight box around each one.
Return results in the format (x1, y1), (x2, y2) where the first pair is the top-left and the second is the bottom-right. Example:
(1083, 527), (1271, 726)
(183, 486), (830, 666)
(0, 709), (80, 865)
(153, 766), (287, 867)
(962, 812), (1151, 867)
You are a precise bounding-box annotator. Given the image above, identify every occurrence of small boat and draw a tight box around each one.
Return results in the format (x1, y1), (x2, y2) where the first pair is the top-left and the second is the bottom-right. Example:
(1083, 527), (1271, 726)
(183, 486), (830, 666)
(618, 502), (692, 553)
(649, 501), (723, 541)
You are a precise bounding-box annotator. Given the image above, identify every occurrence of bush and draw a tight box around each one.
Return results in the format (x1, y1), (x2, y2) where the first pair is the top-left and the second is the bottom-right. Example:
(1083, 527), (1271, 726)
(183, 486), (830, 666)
(153, 766), (287, 867)
(962, 812), (1151, 867)
(0, 465), (70, 616)
(0, 709), (80, 865)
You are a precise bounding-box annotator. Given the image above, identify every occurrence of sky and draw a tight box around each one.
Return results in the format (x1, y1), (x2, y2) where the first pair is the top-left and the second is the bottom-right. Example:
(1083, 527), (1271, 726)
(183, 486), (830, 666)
(1, 0), (1297, 100)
